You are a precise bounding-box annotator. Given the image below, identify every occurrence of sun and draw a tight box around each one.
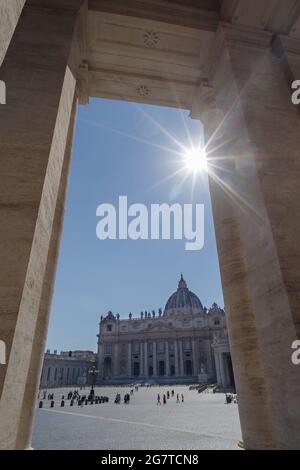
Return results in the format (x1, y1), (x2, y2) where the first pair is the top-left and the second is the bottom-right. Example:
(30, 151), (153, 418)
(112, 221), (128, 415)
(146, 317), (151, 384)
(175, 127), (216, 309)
(182, 146), (207, 173)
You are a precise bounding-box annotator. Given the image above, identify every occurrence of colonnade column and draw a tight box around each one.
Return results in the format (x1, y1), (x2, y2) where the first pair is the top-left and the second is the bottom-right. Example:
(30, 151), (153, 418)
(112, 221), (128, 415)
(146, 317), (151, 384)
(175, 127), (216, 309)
(153, 341), (157, 377)
(214, 352), (221, 387)
(140, 341), (144, 376)
(178, 339), (184, 376)
(165, 340), (170, 376)
(174, 340), (179, 376)
(193, 23), (300, 449)
(192, 338), (197, 376)
(127, 342), (132, 378)
(0, 0), (84, 450)
(144, 342), (148, 378)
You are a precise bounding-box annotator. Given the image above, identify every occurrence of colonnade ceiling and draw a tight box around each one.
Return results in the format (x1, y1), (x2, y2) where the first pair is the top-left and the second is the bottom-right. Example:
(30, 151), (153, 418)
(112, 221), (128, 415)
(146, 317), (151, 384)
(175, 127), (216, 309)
(75, 1), (300, 106)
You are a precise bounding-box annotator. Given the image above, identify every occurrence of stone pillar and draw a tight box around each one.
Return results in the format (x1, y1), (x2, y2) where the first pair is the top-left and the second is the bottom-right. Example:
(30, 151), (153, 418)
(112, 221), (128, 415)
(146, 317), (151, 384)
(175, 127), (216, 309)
(153, 341), (157, 377)
(219, 354), (227, 389)
(174, 339), (179, 376)
(127, 342), (132, 378)
(0, 1), (83, 450)
(0, 0), (26, 67)
(144, 341), (148, 378)
(113, 343), (119, 378)
(214, 352), (221, 387)
(195, 23), (300, 449)
(178, 339), (184, 376)
(140, 341), (144, 377)
(165, 340), (170, 376)
(192, 338), (197, 376)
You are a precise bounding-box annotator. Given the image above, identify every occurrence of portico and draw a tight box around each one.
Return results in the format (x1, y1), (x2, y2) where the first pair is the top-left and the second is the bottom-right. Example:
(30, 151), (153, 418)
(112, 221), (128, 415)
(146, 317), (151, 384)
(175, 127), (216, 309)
(1, 0), (300, 450)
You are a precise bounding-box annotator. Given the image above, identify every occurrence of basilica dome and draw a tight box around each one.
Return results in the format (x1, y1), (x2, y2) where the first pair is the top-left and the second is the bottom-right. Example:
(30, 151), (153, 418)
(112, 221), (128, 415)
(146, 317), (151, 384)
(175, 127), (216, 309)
(164, 275), (203, 314)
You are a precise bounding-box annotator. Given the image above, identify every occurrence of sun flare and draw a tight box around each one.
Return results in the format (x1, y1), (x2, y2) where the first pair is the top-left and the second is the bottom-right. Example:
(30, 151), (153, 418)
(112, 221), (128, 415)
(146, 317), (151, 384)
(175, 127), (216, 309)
(182, 147), (207, 173)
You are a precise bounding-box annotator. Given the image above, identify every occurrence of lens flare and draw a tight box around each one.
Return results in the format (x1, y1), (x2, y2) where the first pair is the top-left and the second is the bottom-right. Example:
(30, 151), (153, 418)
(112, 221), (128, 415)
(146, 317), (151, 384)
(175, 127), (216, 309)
(183, 147), (207, 173)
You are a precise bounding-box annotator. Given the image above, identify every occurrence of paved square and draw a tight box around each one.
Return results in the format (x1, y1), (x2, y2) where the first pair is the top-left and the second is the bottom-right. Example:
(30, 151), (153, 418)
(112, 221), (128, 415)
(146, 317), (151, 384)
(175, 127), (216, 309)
(32, 386), (241, 450)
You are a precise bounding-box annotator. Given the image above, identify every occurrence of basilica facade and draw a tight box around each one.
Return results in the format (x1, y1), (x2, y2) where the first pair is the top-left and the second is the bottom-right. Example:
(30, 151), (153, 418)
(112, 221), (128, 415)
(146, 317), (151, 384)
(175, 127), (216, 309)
(97, 275), (234, 389)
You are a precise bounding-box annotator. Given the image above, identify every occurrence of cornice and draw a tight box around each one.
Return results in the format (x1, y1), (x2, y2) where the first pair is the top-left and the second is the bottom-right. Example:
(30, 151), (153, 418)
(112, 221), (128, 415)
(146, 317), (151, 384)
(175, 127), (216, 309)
(88, 0), (219, 31)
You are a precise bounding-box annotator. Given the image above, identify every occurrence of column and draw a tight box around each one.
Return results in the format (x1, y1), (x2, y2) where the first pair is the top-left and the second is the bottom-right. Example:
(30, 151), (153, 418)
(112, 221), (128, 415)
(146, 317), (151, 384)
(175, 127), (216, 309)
(195, 23), (300, 449)
(0, 1), (83, 450)
(140, 341), (144, 376)
(127, 342), (132, 378)
(165, 340), (170, 376)
(174, 340), (179, 376)
(153, 341), (157, 377)
(214, 352), (221, 387)
(144, 341), (148, 378)
(113, 343), (119, 378)
(192, 338), (197, 376)
(178, 339), (184, 376)
(219, 354), (227, 389)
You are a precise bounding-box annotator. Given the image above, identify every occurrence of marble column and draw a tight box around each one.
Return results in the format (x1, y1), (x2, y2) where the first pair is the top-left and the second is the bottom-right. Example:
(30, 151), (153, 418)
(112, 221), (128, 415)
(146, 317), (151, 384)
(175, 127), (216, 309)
(192, 338), (197, 376)
(113, 343), (119, 378)
(219, 354), (227, 388)
(0, 1), (83, 450)
(153, 341), (157, 377)
(144, 342), (148, 378)
(178, 339), (184, 376)
(174, 340), (179, 376)
(140, 341), (144, 376)
(214, 353), (221, 387)
(127, 342), (132, 378)
(165, 340), (170, 376)
(198, 24), (300, 449)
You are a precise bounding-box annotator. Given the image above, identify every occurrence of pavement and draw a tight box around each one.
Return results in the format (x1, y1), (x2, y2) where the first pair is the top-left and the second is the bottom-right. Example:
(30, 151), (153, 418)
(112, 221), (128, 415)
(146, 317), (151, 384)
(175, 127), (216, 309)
(32, 385), (241, 450)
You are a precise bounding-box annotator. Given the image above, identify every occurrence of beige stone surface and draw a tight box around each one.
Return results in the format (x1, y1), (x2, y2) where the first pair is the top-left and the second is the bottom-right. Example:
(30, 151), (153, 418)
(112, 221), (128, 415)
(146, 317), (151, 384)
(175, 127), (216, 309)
(1, 0), (300, 451)
(0, 0), (25, 67)
(0, 0), (82, 450)
(203, 22), (300, 449)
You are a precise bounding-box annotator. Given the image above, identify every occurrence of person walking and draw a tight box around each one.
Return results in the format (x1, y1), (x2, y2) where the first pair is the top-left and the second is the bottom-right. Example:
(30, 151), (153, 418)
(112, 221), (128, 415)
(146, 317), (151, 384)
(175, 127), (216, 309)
(157, 393), (161, 405)
(163, 394), (167, 405)
(181, 393), (184, 403)
(176, 393), (180, 403)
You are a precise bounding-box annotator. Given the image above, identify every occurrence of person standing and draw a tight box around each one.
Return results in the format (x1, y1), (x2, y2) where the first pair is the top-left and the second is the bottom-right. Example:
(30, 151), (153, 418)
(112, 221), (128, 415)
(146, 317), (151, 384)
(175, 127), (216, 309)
(157, 393), (161, 405)
(181, 394), (184, 403)
(176, 393), (180, 403)
(163, 394), (167, 405)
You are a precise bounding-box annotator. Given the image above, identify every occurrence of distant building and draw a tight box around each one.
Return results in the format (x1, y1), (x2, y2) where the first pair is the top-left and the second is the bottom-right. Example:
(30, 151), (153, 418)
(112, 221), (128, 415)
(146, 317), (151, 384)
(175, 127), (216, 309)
(97, 275), (234, 389)
(40, 350), (97, 388)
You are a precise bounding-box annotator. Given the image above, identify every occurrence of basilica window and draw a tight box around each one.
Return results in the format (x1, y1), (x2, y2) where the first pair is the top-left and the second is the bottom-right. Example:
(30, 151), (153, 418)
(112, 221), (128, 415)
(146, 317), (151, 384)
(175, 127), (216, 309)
(148, 343), (153, 353)
(214, 318), (220, 325)
(158, 341), (164, 352)
(169, 342), (174, 352)
(183, 339), (192, 350)
(106, 324), (112, 332)
(104, 343), (112, 354)
(133, 343), (140, 353)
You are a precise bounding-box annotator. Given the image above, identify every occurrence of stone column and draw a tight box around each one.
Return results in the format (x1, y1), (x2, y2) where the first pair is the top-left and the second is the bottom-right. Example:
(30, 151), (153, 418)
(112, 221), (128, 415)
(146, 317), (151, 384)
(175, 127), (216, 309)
(0, 1), (83, 450)
(152, 341), (157, 377)
(165, 340), (170, 376)
(192, 338), (197, 376)
(195, 23), (300, 449)
(113, 343), (119, 378)
(127, 342), (132, 378)
(178, 339), (184, 376)
(174, 339), (179, 376)
(140, 341), (144, 377)
(214, 352), (221, 387)
(144, 341), (148, 378)
(219, 354), (227, 389)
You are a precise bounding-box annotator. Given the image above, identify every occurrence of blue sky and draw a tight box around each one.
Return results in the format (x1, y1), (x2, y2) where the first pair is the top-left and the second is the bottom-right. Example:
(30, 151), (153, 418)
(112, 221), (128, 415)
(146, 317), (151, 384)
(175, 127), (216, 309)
(46, 98), (223, 352)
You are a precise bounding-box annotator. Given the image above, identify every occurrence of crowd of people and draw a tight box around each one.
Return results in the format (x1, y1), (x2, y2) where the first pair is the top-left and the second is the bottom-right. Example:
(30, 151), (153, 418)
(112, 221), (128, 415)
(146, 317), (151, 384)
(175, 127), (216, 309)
(157, 389), (184, 405)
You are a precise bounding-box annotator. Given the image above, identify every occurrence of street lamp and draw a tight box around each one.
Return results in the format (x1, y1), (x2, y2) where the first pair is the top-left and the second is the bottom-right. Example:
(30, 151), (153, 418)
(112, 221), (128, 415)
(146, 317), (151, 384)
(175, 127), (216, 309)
(88, 365), (99, 397)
